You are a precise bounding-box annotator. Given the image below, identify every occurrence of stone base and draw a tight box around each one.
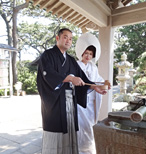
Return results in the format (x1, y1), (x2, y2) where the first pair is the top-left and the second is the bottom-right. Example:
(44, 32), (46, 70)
(93, 118), (146, 154)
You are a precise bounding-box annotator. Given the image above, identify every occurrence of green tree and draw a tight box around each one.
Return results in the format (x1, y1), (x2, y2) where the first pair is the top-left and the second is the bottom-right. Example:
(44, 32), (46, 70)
(17, 60), (38, 94)
(114, 23), (146, 67)
(18, 22), (60, 55)
(0, 0), (29, 84)
(17, 16), (81, 59)
(133, 52), (146, 95)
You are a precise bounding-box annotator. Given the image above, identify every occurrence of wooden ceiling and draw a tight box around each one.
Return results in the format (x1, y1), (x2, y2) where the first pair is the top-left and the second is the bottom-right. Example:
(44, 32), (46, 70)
(26, 0), (146, 31)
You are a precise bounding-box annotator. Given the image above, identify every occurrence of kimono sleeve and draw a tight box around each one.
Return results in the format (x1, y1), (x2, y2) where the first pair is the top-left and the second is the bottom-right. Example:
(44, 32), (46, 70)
(75, 64), (94, 108)
(38, 51), (66, 90)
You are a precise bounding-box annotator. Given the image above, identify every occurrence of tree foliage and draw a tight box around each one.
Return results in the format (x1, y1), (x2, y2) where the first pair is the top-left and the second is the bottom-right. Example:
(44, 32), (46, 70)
(17, 60), (38, 94)
(17, 14), (81, 58)
(133, 52), (146, 95)
(18, 22), (60, 55)
(0, 0), (29, 84)
(114, 23), (146, 67)
(1, 0), (145, 94)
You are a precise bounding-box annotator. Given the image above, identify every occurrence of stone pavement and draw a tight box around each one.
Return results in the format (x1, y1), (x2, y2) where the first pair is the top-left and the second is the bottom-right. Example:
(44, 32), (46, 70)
(0, 95), (42, 154)
(0, 86), (122, 154)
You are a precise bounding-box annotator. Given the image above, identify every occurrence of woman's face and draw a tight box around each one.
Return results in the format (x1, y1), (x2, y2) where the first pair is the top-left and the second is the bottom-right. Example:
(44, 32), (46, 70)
(81, 49), (94, 64)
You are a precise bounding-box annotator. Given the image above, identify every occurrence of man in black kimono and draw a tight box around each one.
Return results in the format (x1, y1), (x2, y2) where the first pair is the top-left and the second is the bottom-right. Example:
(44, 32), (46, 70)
(37, 28), (107, 154)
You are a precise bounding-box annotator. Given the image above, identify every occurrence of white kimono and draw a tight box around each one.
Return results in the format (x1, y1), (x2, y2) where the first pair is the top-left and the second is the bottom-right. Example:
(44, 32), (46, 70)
(77, 61), (103, 154)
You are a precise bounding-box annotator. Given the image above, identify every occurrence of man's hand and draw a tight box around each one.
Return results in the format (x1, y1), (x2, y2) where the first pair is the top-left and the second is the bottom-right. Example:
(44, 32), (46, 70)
(71, 76), (85, 86)
(63, 75), (85, 86)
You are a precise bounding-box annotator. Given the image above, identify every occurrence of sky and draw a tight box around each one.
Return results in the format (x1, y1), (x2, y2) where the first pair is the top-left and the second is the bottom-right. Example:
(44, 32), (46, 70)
(0, 17), (7, 44)
(0, 0), (141, 61)
(0, 16), (38, 61)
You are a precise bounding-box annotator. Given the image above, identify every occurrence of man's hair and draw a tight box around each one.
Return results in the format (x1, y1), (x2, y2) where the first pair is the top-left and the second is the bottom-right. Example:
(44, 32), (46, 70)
(57, 28), (72, 37)
(85, 45), (96, 58)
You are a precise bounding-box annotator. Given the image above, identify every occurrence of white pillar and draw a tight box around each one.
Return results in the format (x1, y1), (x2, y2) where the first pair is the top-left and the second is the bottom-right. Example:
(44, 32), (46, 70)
(98, 17), (115, 120)
(9, 51), (13, 96)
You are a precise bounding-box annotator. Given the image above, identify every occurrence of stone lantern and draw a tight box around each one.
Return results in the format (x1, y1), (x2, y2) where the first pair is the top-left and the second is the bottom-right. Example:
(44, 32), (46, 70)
(0, 44), (18, 96)
(116, 52), (132, 94)
(127, 63), (136, 92)
(14, 81), (22, 96)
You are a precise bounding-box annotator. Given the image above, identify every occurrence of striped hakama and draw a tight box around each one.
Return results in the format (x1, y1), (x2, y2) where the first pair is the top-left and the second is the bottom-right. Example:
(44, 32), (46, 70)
(42, 90), (79, 154)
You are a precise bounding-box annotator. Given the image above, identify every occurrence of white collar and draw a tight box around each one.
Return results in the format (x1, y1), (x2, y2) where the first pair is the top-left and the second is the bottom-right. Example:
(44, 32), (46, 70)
(63, 52), (66, 59)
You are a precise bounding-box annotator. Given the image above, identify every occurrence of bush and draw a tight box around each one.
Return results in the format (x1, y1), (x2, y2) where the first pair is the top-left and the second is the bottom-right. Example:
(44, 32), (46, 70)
(0, 89), (4, 96)
(17, 60), (38, 94)
(133, 52), (146, 95)
(134, 76), (146, 95)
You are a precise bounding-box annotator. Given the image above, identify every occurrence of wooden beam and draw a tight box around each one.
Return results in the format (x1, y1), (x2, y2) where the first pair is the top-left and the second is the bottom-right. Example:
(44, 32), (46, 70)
(69, 13), (80, 22)
(57, 6), (70, 18)
(70, 18), (89, 28)
(122, 0), (132, 6)
(62, 9), (74, 20)
(112, 1), (146, 15)
(52, 3), (65, 15)
(65, 11), (77, 20)
(86, 22), (99, 31)
(112, 2), (146, 27)
(46, 0), (61, 12)
(33, 0), (42, 6)
(40, 0), (52, 9)
(90, 0), (111, 15)
(74, 17), (87, 26)
(78, 19), (90, 28)
(40, 0), (60, 9)
(81, 27), (88, 33)
(60, 0), (109, 27)
(70, 14), (82, 23)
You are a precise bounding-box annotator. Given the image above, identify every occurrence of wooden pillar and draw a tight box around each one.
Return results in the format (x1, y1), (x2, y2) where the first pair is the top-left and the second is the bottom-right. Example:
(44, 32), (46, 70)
(98, 17), (115, 120)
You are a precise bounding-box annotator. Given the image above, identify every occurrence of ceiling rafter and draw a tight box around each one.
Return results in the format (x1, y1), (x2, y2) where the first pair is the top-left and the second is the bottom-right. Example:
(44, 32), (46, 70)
(65, 12), (79, 21)
(62, 9), (75, 20)
(52, 3), (65, 15)
(27, 0), (111, 32)
(78, 19), (90, 28)
(65, 10), (77, 21)
(112, 1), (146, 27)
(70, 14), (83, 23)
(57, 6), (71, 18)
(46, 1), (60, 12)
(74, 17), (87, 26)
(33, 0), (42, 6)
(40, 0), (53, 9)
(121, 0), (132, 6)
(60, 0), (108, 27)
(27, 0), (146, 31)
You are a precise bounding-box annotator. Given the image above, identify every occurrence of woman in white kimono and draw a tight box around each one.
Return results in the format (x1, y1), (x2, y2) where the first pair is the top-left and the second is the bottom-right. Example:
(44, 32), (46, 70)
(75, 33), (104, 154)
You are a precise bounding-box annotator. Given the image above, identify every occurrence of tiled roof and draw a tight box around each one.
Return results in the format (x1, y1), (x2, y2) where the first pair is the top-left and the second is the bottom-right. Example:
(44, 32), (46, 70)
(0, 44), (18, 51)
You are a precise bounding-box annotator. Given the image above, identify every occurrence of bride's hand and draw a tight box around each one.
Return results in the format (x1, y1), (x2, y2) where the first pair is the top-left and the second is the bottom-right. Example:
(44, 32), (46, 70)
(93, 86), (107, 95)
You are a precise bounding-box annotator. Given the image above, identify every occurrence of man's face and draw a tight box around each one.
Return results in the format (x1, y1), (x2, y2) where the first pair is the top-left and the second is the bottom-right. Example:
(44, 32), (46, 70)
(56, 30), (72, 53)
